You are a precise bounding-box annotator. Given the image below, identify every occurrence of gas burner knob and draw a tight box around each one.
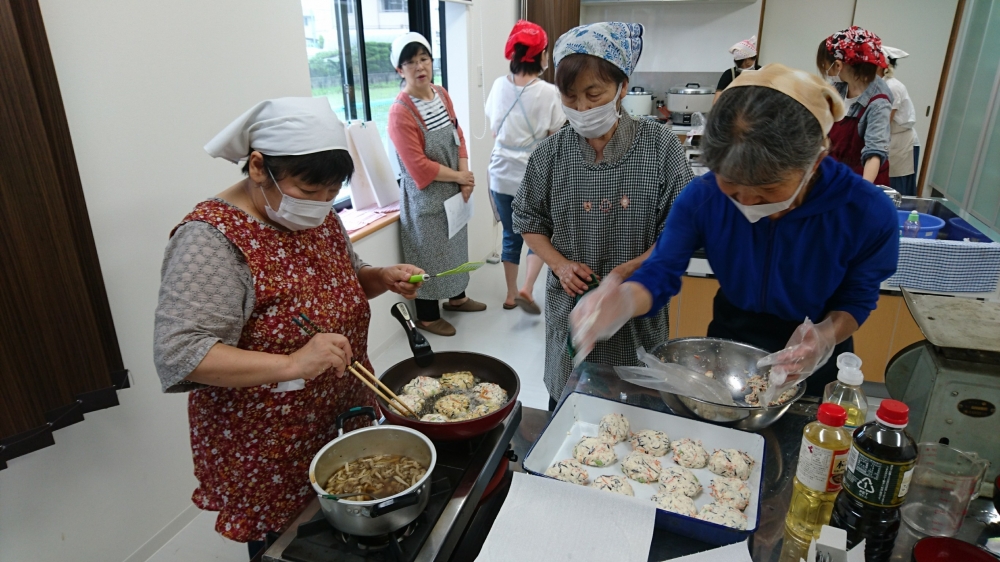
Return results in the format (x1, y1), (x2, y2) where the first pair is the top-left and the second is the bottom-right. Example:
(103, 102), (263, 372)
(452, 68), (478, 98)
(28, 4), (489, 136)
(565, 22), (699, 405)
(505, 446), (518, 463)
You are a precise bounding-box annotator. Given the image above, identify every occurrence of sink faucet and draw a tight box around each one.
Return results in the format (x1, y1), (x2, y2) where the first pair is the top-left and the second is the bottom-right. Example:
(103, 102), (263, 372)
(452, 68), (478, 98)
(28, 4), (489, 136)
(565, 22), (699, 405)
(876, 185), (902, 207)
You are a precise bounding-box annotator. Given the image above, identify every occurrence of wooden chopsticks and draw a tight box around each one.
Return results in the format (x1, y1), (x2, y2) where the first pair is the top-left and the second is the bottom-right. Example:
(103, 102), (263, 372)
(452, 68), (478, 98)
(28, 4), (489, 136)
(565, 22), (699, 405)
(293, 314), (419, 419)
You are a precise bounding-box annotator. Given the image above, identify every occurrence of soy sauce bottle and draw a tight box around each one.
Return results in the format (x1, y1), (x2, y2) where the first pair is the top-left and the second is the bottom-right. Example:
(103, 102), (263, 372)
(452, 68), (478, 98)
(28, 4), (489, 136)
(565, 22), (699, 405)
(829, 399), (917, 562)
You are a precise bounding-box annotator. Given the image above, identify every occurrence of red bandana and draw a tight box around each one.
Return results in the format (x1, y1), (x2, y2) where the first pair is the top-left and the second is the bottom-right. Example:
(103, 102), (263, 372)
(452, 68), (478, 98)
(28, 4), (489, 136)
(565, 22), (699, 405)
(505, 20), (547, 63)
(825, 26), (887, 69)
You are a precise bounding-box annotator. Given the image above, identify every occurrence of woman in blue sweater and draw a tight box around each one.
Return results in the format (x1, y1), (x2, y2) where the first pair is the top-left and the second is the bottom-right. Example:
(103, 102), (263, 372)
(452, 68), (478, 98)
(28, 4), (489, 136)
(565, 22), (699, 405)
(570, 64), (899, 396)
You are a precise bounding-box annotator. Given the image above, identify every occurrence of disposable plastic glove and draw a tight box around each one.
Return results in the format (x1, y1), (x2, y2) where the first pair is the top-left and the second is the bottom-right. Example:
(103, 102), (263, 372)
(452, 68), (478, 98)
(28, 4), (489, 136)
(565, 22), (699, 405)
(569, 275), (636, 366)
(756, 317), (837, 389)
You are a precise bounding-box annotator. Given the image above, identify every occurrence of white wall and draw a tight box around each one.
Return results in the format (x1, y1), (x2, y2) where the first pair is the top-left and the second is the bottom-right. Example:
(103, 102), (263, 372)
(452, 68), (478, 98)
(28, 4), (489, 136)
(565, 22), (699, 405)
(0, 2), (312, 562)
(853, 0), (959, 161)
(445, 0), (516, 262)
(581, 1), (763, 73)
(758, 0), (856, 73)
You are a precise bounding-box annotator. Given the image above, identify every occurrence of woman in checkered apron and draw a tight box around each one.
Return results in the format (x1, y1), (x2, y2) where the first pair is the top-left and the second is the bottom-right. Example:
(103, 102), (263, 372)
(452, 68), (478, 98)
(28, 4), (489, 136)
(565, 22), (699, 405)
(513, 23), (694, 408)
(571, 64), (900, 398)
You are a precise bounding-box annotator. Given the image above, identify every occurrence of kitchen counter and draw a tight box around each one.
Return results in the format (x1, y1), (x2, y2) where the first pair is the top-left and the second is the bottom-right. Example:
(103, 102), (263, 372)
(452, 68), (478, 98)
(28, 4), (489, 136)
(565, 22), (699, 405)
(510, 363), (1000, 561)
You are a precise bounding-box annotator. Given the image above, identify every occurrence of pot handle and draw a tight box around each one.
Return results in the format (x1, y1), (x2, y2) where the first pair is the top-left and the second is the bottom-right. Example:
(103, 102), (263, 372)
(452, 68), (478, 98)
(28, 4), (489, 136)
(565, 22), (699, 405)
(336, 406), (378, 436)
(366, 488), (422, 518)
(391, 303), (435, 367)
(685, 83), (701, 88)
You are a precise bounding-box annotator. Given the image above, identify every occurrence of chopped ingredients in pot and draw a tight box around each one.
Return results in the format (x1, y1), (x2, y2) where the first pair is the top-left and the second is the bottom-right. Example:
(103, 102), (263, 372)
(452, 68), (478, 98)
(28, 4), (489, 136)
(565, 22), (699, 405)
(324, 454), (427, 500)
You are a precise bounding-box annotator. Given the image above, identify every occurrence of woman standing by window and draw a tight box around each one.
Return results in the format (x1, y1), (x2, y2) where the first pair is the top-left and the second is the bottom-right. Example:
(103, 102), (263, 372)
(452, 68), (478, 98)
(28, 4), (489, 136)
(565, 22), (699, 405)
(485, 20), (565, 314)
(388, 32), (486, 337)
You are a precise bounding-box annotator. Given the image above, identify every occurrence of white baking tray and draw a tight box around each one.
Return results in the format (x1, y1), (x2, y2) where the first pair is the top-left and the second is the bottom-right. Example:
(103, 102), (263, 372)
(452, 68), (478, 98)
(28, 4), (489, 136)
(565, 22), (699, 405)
(522, 392), (766, 545)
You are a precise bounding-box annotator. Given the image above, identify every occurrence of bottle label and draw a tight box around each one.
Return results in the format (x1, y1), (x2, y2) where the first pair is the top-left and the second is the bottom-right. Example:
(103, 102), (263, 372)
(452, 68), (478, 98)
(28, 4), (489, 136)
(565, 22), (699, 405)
(843, 444), (916, 507)
(795, 436), (850, 492)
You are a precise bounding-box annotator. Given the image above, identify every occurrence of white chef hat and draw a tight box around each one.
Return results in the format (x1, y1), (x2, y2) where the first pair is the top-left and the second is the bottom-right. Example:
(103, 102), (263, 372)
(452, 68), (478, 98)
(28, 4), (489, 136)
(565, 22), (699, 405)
(390, 32), (432, 69)
(881, 46), (909, 60)
(204, 97), (348, 163)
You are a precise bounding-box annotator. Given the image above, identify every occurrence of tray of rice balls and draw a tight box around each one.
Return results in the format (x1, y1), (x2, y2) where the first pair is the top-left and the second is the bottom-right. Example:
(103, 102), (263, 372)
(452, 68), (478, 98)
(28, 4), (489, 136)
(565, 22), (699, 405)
(522, 393), (765, 546)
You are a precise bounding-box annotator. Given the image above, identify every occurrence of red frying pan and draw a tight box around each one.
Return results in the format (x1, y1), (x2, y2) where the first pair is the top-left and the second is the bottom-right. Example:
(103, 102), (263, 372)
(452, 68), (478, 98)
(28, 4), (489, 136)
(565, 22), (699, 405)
(374, 304), (520, 441)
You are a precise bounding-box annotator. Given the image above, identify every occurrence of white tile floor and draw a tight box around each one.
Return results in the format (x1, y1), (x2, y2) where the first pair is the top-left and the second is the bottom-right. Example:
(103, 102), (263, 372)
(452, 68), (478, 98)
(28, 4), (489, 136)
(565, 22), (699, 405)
(145, 261), (550, 562)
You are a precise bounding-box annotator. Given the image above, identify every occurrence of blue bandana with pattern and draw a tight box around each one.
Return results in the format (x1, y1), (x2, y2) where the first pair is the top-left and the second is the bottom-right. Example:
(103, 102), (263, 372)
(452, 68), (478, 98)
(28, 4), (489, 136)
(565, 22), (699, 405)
(553, 22), (644, 77)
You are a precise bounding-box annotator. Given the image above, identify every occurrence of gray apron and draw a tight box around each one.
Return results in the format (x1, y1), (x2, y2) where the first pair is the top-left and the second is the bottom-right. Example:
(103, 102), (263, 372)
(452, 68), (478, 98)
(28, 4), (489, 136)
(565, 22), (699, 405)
(395, 100), (470, 300)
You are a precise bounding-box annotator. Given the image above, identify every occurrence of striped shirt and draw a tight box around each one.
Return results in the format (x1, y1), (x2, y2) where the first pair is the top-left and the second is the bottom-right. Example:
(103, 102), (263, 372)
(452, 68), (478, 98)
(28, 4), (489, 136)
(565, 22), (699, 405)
(410, 92), (451, 131)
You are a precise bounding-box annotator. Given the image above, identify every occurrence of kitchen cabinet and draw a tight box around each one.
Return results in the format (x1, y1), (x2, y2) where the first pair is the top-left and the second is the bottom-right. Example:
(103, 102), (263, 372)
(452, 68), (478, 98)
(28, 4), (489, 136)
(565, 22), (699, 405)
(667, 276), (925, 383)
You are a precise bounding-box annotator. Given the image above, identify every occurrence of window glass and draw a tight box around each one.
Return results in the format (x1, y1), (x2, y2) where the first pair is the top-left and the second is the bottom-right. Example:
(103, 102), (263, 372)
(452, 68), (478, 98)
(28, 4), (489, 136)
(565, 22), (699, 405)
(362, 0), (410, 155)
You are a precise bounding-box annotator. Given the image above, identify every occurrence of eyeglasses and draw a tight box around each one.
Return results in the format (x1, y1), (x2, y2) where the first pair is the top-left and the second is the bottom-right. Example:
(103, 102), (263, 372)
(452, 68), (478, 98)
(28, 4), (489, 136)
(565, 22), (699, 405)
(402, 57), (433, 69)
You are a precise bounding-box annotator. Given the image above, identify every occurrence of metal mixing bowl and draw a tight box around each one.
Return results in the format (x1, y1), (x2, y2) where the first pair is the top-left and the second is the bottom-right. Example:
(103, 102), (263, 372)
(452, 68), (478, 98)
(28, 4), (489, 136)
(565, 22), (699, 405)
(650, 338), (805, 431)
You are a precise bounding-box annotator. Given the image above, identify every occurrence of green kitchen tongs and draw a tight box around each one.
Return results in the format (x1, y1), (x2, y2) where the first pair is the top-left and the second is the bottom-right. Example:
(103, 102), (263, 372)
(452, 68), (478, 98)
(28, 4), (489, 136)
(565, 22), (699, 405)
(408, 261), (485, 283)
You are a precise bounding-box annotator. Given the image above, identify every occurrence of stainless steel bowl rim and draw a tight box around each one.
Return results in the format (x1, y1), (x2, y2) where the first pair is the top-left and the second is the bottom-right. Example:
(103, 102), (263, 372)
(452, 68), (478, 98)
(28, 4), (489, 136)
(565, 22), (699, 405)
(308, 424), (437, 505)
(653, 337), (806, 410)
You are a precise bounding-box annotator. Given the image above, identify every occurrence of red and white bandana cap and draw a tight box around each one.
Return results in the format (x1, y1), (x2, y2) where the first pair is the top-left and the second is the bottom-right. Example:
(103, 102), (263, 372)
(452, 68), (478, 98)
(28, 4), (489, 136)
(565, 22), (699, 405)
(505, 20), (547, 63)
(825, 26), (887, 68)
(729, 35), (757, 60)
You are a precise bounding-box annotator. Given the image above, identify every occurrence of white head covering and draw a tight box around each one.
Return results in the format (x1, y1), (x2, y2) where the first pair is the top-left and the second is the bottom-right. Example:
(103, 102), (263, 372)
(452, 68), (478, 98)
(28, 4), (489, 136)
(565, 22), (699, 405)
(204, 97), (348, 163)
(881, 46), (909, 60)
(729, 35), (757, 60)
(390, 32), (432, 69)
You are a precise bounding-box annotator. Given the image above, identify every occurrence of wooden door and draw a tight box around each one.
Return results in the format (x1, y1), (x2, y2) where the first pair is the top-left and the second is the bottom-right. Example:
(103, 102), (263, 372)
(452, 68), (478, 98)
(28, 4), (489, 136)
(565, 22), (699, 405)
(524, 0), (581, 83)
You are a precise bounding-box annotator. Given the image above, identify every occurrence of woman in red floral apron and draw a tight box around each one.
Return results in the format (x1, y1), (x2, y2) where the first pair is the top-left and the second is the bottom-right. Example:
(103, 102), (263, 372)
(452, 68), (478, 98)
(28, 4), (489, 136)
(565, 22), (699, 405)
(817, 26), (893, 185)
(153, 98), (423, 559)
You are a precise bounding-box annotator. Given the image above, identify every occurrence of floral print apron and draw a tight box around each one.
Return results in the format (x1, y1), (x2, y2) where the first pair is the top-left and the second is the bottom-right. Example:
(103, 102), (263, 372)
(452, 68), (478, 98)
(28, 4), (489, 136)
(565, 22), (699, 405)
(173, 200), (375, 542)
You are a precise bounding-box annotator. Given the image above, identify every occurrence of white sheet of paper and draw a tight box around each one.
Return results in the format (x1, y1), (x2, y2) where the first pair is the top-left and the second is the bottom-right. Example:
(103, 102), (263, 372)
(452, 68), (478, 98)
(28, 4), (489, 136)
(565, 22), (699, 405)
(272, 378), (305, 393)
(444, 191), (473, 239)
(669, 541), (753, 562)
(476, 472), (655, 562)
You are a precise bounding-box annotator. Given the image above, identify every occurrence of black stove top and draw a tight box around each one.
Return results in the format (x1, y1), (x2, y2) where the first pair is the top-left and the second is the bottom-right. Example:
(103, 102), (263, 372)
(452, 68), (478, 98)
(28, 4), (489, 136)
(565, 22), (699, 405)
(264, 404), (521, 562)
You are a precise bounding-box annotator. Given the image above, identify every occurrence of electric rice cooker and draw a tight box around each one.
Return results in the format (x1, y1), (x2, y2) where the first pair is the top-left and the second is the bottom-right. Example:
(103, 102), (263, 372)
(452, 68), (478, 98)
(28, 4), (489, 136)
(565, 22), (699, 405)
(667, 83), (715, 124)
(622, 86), (653, 117)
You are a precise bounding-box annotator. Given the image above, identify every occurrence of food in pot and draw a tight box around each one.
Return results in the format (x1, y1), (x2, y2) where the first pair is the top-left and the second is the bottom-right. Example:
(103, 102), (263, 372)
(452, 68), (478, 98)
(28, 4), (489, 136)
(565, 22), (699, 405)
(620, 452), (662, 483)
(598, 413), (630, 444)
(544, 459), (589, 485)
(707, 449), (754, 480)
(658, 465), (701, 498)
(651, 490), (698, 517)
(440, 371), (475, 391)
(420, 413), (449, 423)
(709, 477), (752, 511)
(630, 429), (670, 456)
(672, 438), (709, 468)
(402, 376), (443, 399)
(471, 382), (507, 405)
(589, 475), (634, 496)
(389, 394), (425, 416)
(434, 394), (470, 419)
(324, 454), (427, 500)
(697, 502), (748, 530)
(573, 436), (618, 467)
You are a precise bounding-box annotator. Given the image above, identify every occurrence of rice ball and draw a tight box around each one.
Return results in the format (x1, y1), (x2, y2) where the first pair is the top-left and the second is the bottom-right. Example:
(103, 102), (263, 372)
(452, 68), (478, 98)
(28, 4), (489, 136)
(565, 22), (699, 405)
(698, 503), (748, 530)
(658, 465), (702, 498)
(544, 459), (589, 485)
(440, 371), (475, 391)
(598, 413), (630, 444)
(709, 477), (752, 511)
(651, 490), (698, 517)
(672, 438), (709, 469)
(472, 382), (507, 405)
(708, 449), (755, 480)
(589, 475), (634, 496)
(420, 413), (449, 423)
(402, 376), (442, 399)
(434, 394), (471, 419)
(620, 452), (662, 484)
(630, 429), (670, 456)
(573, 437), (618, 467)
(389, 394), (424, 416)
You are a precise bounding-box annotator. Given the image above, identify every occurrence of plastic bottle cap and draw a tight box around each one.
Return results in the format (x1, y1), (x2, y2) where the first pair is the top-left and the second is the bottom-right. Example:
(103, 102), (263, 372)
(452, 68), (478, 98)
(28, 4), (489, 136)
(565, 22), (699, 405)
(836, 352), (864, 385)
(908, 211), (919, 221)
(876, 399), (909, 427)
(818, 403), (848, 427)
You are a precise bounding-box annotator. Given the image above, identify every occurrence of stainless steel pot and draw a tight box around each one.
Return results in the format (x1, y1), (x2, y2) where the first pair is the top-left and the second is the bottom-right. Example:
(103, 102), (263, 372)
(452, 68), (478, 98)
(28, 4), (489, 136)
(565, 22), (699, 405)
(309, 407), (437, 536)
(650, 338), (806, 431)
(666, 83), (715, 114)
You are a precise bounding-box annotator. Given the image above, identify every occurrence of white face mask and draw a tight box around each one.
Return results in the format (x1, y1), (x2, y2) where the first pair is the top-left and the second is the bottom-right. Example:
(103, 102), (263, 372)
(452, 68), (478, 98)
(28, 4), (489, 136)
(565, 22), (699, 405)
(826, 63), (843, 85)
(260, 168), (332, 231)
(728, 151), (823, 223)
(563, 85), (622, 139)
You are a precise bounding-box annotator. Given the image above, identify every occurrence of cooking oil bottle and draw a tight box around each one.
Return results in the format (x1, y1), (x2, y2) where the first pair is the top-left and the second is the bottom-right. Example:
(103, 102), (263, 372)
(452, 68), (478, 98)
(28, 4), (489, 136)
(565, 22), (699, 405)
(779, 403), (852, 562)
(823, 352), (868, 431)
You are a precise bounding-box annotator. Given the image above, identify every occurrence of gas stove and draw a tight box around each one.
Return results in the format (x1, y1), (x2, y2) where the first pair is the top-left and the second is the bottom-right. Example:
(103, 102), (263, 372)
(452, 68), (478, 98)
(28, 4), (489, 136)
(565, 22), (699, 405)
(263, 403), (522, 562)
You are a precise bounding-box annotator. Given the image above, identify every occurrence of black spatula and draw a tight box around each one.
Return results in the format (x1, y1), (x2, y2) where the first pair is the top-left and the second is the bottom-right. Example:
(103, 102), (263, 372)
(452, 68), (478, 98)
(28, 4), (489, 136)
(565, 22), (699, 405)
(390, 303), (435, 367)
